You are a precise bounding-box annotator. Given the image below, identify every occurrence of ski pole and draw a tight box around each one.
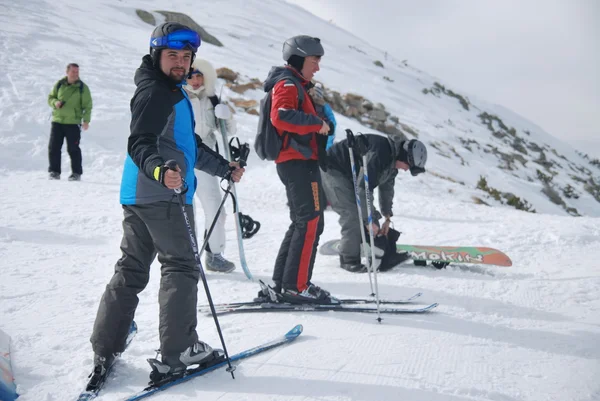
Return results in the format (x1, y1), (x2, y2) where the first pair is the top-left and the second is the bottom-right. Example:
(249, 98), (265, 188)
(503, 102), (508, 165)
(346, 129), (375, 296)
(360, 142), (383, 322)
(165, 160), (237, 378)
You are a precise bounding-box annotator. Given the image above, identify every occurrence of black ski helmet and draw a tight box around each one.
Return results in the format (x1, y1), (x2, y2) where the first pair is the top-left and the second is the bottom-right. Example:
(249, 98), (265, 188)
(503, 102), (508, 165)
(282, 35), (324, 70)
(399, 139), (427, 176)
(149, 22), (200, 70)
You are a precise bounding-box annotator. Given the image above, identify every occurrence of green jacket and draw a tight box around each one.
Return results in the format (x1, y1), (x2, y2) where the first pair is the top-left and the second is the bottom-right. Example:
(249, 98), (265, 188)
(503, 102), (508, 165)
(47, 78), (93, 124)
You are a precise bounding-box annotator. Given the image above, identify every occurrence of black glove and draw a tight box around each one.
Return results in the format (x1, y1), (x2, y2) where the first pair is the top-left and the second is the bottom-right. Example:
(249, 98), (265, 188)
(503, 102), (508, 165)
(327, 120), (335, 135)
(316, 134), (329, 171)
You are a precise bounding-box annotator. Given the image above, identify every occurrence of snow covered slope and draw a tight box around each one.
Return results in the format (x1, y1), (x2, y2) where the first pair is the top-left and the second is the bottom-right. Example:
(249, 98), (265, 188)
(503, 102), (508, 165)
(0, 1), (599, 400)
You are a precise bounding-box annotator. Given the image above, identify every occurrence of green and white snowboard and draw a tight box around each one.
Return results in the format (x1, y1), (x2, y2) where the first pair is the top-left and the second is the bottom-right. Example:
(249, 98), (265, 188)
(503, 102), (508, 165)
(319, 239), (512, 267)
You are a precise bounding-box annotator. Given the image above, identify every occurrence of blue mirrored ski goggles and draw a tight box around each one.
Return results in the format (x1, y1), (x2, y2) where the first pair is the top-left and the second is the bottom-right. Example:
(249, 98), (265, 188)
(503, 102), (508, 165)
(150, 30), (201, 52)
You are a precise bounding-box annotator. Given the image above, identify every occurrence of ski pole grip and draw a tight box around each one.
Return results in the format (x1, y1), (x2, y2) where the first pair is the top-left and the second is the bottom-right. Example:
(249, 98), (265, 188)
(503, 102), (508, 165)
(346, 129), (355, 147)
(165, 159), (178, 171)
(228, 138), (250, 168)
(164, 160), (185, 194)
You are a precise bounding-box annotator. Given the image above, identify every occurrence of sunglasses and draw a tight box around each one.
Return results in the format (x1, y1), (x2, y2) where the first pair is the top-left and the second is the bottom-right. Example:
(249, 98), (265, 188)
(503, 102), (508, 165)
(150, 29), (201, 52)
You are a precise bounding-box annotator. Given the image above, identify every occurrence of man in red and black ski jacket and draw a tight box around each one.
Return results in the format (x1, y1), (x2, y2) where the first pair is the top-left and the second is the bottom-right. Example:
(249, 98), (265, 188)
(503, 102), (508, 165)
(264, 35), (334, 304)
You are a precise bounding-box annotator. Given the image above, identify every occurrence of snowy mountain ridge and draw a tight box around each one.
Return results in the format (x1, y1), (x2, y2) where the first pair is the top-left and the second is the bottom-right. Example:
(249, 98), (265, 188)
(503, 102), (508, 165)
(0, 1), (599, 401)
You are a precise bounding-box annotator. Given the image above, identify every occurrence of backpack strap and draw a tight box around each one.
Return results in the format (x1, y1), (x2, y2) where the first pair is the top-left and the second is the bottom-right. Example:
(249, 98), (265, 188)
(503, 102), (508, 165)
(276, 76), (305, 150)
(283, 77), (304, 110)
(56, 79), (85, 111)
(55, 78), (67, 94)
(78, 81), (84, 111)
(56, 78), (84, 94)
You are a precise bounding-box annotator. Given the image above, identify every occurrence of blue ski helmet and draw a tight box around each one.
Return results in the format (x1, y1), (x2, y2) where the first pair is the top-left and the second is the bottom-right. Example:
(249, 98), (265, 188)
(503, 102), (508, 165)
(149, 22), (201, 70)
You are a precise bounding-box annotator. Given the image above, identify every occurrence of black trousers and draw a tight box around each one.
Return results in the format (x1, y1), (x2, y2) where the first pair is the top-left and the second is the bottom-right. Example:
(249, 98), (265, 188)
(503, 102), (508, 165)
(273, 160), (324, 292)
(91, 202), (200, 358)
(48, 122), (82, 175)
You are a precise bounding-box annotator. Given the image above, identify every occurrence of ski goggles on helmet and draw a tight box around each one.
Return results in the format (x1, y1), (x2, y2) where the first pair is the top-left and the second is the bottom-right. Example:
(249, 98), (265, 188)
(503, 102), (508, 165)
(190, 69), (204, 76)
(150, 30), (201, 52)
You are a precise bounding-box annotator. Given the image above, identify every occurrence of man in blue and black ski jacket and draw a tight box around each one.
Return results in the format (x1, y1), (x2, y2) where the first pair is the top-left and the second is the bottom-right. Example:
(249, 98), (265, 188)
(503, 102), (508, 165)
(90, 22), (244, 377)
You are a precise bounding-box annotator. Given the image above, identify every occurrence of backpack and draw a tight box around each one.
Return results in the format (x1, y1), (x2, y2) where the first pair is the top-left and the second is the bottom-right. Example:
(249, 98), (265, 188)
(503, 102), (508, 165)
(254, 77), (304, 161)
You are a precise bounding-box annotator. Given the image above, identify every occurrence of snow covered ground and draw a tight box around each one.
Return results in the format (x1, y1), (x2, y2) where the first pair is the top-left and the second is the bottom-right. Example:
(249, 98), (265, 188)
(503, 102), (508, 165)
(1, 0), (599, 400)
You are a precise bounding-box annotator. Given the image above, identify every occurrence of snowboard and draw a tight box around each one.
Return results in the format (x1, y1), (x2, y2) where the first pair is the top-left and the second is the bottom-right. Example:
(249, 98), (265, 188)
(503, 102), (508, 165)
(319, 239), (512, 267)
(0, 328), (18, 401)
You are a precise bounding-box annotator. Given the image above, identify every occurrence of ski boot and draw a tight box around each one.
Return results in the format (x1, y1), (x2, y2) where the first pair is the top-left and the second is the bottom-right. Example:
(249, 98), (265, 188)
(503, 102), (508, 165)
(147, 341), (223, 385)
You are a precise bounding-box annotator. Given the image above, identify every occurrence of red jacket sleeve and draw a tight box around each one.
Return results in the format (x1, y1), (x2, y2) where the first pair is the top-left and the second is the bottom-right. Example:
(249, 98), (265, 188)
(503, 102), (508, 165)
(270, 80), (323, 135)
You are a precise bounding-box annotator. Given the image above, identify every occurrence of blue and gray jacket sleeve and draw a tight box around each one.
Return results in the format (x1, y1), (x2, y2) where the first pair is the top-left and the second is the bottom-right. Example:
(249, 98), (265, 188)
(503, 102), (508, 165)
(128, 88), (229, 181)
(195, 135), (230, 178)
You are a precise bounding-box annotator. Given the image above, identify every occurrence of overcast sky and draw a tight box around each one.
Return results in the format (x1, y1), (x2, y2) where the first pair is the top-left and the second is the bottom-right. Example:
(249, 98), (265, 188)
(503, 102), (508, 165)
(286, 0), (599, 155)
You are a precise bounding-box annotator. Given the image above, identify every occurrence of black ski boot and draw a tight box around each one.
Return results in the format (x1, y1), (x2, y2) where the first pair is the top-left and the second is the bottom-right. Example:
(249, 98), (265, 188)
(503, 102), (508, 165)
(86, 353), (117, 391)
(147, 341), (222, 385)
(339, 255), (367, 273)
(280, 284), (340, 305)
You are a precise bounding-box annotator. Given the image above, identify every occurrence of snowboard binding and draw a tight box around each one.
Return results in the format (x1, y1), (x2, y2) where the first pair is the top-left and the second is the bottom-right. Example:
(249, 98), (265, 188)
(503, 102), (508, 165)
(229, 137), (250, 166)
(414, 260), (450, 269)
(239, 212), (260, 239)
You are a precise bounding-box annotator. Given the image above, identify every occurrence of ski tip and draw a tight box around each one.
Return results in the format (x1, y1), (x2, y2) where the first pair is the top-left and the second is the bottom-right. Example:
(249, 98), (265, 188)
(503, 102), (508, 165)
(285, 324), (303, 339)
(407, 292), (423, 301)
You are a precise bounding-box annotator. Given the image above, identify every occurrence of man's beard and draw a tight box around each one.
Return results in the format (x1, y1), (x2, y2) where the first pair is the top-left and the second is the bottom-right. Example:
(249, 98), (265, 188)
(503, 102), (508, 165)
(168, 68), (187, 83)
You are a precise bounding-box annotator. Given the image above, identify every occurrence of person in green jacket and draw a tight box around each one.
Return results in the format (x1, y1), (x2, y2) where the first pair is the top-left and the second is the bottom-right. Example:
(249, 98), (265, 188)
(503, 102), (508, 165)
(47, 63), (93, 181)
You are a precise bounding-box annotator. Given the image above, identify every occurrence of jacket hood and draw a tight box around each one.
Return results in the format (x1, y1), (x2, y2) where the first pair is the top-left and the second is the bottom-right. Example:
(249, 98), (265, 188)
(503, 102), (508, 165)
(185, 85), (206, 99)
(263, 65), (308, 92)
(185, 57), (217, 97)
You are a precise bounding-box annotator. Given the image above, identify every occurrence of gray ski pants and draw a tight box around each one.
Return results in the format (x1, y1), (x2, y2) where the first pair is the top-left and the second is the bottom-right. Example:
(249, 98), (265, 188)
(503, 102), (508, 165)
(321, 169), (362, 262)
(90, 202), (200, 358)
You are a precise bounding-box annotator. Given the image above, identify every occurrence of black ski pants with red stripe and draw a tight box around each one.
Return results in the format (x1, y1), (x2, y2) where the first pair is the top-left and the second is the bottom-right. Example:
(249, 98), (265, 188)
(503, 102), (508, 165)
(273, 160), (324, 292)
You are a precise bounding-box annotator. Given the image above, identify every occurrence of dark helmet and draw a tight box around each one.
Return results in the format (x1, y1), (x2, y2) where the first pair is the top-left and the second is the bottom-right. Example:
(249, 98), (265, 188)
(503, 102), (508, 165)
(398, 139), (427, 176)
(149, 22), (201, 68)
(282, 35), (324, 62)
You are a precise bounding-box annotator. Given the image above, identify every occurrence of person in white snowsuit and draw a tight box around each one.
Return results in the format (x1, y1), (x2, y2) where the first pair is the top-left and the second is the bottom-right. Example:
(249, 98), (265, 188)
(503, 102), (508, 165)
(184, 58), (237, 272)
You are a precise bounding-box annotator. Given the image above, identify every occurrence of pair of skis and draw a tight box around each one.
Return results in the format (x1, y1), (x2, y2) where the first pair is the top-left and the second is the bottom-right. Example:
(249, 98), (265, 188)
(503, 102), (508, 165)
(198, 280), (438, 316)
(75, 290), (437, 400)
(75, 324), (303, 401)
(202, 300), (438, 315)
